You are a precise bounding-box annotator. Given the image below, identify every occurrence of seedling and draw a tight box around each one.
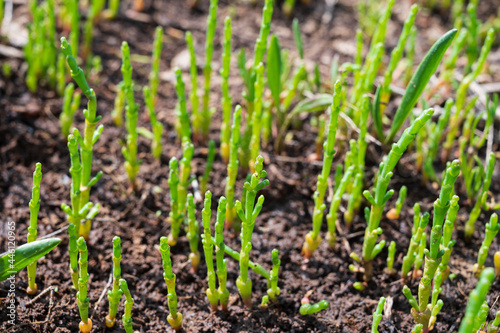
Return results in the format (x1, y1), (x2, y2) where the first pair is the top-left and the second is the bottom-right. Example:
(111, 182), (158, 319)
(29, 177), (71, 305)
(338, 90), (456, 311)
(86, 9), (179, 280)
(236, 155), (269, 307)
(386, 186), (407, 220)
(473, 214), (499, 275)
(299, 297), (329, 315)
(77, 237), (92, 333)
(106, 236), (123, 328)
(159, 237), (183, 331)
(27, 162), (42, 295)
(219, 17), (233, 163)
(59, 37), (103, 239)
(225, 106), (242, 230)
(119, 278), (135, 333)
(372, 297), (386, 333)
(186, 194), (200, 272)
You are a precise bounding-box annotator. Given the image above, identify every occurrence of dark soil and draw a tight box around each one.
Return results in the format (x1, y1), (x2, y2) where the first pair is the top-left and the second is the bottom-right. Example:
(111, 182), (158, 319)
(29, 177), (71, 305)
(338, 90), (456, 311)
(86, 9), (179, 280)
(1, 0), (500, 332)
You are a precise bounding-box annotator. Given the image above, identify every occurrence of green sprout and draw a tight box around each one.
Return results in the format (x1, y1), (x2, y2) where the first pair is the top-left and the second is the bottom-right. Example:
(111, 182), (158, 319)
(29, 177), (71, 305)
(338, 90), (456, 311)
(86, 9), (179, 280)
(385, 29), (457, 142)
(201, 191), (218, 310)
(458, 268), (496, 333)
(199, 140), (216, 195)
(27, 162), (42, 295)
(302, 81), (342, 258)
(236, 155), (270, 308)
(386, 186), (407, 220)
(401, 203), (427, 279)
(402, 161), (461, 331)
(488, 310), (500, 333)
(150, 26), (163, 102)
(119, 278), (135, 333)
(186, 194), (200, 272)
(372, 297), (386, 333)
(326, 166), (354, 248)
(249, 63), (265, 172)
(474, 302), (490, 333)
(219, 16), (233, 164)
(384, 241), (396, 275)
(174, 68), (192, 143)
(121, 41), (140, 188)
(159, 237), (183, 331)
(465, 153), (496, 241)
(299, 298), (329, 316)
(215, 196), (229, 310)
(105, 236), (123, 328)
(443, 28), (494, 159)
(60, 83), (78, 139)
(200, 0), (219, 142)
(267, 249), (280, 301)
(138, 85), (164, 160)
(77, 237), (92, 333)
(225, 106), (242, 230)
(185, 31), (199, 143)
(167, 146), (194, 247)
(59, 37), (103, 239)
(112, 82), (126, 127)
(359, 109), (434, 282)
(68, 223), (79, 290)
(474, 214), (499, 275)
(56, 53), (66, 96)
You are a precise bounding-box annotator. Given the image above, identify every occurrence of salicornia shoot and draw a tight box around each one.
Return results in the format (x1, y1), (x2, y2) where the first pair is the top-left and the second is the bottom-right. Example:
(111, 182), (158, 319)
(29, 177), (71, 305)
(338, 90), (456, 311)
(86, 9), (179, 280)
(106, 236), (123, 328)
(159, 237), (183, 331)
(77, 237), (92, 333)
(225, 106), (242, 230)
(119, 278), (135, 333)
(219, 16), (233, 163)
(27, 162), (42, 295)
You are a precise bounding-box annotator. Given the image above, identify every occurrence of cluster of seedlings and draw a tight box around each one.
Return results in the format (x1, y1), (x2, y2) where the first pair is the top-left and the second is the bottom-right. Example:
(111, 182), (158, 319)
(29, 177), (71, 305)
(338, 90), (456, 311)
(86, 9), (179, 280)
(2, 0), (500, 331)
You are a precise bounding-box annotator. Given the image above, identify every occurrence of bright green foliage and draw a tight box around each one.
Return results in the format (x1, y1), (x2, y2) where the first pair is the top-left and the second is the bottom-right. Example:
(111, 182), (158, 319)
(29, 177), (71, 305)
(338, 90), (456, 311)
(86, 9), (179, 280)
(443, 28), (495, 157)
(388, 186), (407, 220)
(381, 5), (418, 105)
(402, 161), (461, 331)
(199, 140), (216, 195)
(440, 29), (467, 86)
(267, 249), (280, 301)
(474, 214), (499, 275)
(201, 191), (218, 310)
(56, 53), (66, 96)
(121, 42), (140, 187)
(431, 195), (459, 307)
(267, 34), (282, 129)
(119, 279), (134, 333)
(112, 82), (125, 127)
(401, 205), (428, 279)
(77, 237), (91, 327)
(200, 0), (218, 141)
(385, 241), (396, 275)
(326, 166), (354, 248)
(458, 268), (496, 333)
(386, 29), (457, 142)
(423, 99), (453, 181)
(142, 86), (164, 159)
(25, 0), (58, 92)
(68, 0), (79, 58)
(0, 238), (61, 282)
(167, 144), (194, 247)
(60, 83), (77, 139)
(488, 310), (500, 333)
(299, 299), (329, 315)
(414, 232), (426, 274)
(465, 153), (496, 240)
(220, 17), (233, 164)
(185, 31), (200, 141)
(215, 196), (229, 310)
(372, 297), (386, 333)
(107, 0), (120, 19)
(360, 109), (434, 282)
(292, 19), (304, 59)
(225, 106), (242, 230)
(185, 194), (200, 272)
(243, 0), (273, 116)
(159, 237), (183, 331)
(150, 26), (163, 101)
(174, 68), (192, 143)
(302, 81), (342, 258)
(68, 223), (79, 290)
(27, 162), (42, 294)
(249, 63), (265, 172)
(236, 155), (270, 308)
(59, 38), (103, 239)
(403, 27), (417, 85)
(106, 236), (123, 328)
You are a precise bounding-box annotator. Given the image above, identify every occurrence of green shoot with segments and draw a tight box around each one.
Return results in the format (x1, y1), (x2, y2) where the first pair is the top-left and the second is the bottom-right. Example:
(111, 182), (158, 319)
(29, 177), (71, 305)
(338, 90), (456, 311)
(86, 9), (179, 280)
(159, 237), (183, 331)
(27, 163), (42, 295)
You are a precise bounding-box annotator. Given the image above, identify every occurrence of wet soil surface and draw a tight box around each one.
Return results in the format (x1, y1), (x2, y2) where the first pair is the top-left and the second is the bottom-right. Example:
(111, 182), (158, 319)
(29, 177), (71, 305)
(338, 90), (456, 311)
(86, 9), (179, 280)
(1, 0), (500, 332)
